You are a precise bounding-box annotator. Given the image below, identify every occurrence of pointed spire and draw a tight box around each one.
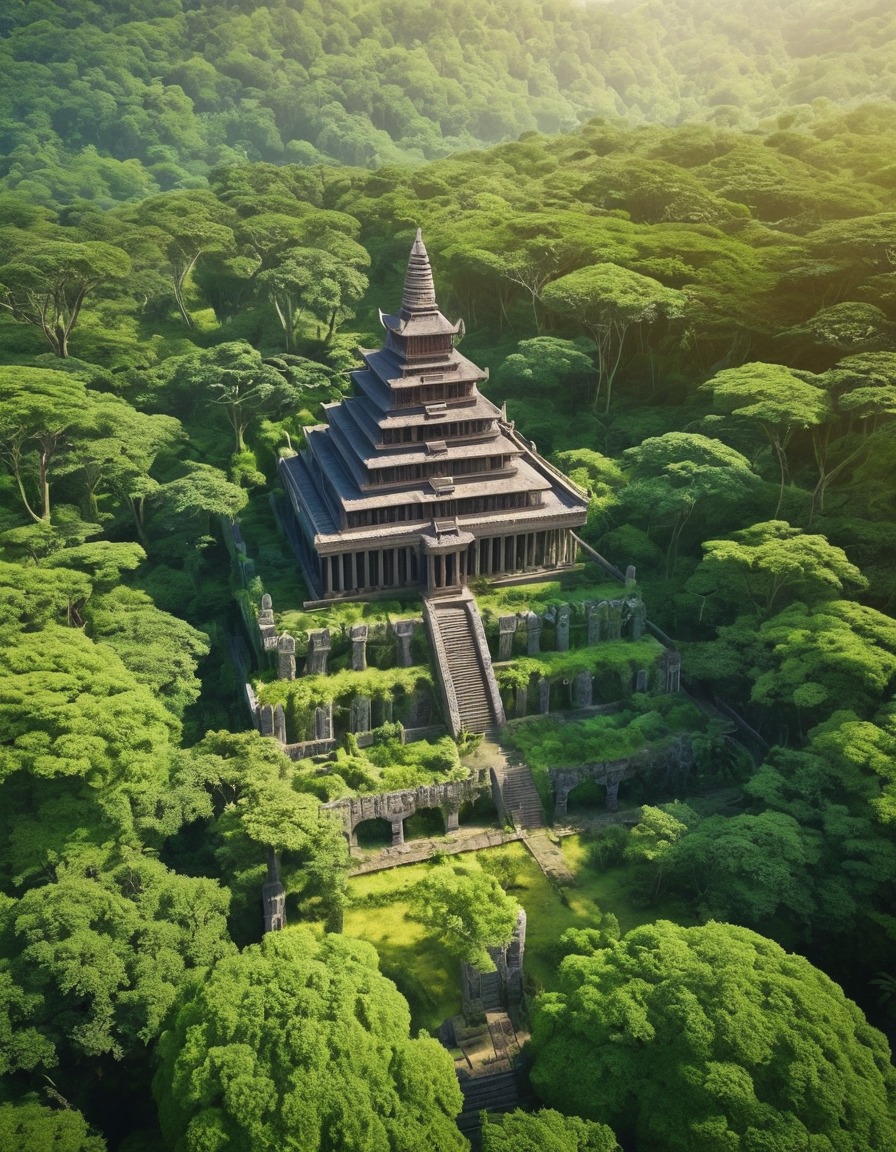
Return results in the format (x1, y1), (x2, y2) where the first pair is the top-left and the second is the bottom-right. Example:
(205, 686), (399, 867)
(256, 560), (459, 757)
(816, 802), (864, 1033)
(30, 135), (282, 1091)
(400, 227), (438, 317)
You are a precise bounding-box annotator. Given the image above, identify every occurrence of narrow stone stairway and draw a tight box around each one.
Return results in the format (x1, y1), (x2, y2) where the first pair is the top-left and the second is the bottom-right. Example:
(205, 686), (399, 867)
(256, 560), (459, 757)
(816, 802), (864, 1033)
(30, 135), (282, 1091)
(497, 754), (545, 829)
(429, 598), (500, 733)
(456, 1070), (519, 1147)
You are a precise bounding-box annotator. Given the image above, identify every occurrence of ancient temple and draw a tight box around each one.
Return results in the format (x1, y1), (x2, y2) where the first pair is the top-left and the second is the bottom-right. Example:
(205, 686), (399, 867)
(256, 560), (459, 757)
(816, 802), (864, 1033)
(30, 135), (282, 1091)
(280, 230), (588, 600)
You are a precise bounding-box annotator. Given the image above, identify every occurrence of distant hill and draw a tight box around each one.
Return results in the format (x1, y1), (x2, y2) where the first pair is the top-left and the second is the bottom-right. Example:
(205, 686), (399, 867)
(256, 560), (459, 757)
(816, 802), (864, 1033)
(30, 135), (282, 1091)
(1, 0), (894, 205)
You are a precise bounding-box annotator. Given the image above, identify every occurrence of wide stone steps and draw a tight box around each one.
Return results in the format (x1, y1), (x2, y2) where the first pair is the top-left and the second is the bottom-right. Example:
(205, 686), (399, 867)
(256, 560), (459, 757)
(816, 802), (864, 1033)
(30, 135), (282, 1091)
(435, 607), (495, 733)
(456, 1070), (519, 1147)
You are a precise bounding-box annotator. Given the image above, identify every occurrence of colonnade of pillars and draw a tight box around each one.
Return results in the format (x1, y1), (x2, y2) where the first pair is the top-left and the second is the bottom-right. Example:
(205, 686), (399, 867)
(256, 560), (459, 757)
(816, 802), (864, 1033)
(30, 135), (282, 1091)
(468, 529), (574, 578)
(320, 530), (575, 595)
(321, 545), (419, 595)
(426, 549), (466, 592)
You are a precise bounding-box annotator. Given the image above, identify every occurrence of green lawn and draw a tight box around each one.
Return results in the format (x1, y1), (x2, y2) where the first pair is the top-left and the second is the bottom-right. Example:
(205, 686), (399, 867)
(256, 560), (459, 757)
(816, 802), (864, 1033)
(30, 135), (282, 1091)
(337, 835), (695, 1032)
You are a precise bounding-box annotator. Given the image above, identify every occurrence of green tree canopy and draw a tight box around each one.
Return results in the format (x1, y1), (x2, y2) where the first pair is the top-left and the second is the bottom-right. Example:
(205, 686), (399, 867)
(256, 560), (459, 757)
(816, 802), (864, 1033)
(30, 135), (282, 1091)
(0, 1100), (106, 1152)
(153, 929), (466, 1152)
(0, 237), (131, 357)
(531, 920), (896, 1151)
(0, 366), (90, 522)
(481, 1108), (619, 1152)
(542, 262), (687, 413)
(701, 361), (830, 515)
(411, 862), (520, 971)
(685, 520), (867, 616)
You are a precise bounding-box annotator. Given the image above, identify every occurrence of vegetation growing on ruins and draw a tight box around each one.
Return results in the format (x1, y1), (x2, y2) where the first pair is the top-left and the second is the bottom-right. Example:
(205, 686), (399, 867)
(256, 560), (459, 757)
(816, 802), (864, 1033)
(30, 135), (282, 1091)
(2, 0), (896, 1147)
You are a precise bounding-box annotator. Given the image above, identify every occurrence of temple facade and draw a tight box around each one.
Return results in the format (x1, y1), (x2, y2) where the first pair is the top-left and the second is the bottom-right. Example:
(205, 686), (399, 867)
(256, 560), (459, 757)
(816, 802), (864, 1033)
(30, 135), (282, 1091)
(280, 230), (588, 600)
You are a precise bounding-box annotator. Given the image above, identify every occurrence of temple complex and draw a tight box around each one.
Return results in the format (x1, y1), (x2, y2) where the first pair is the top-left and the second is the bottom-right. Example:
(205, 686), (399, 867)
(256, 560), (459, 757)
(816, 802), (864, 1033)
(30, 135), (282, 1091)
(280, 230), (588, 601)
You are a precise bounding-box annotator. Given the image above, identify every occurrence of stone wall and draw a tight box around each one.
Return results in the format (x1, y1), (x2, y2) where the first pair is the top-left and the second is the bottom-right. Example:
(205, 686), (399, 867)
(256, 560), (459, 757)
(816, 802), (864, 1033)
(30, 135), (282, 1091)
(323, 776), (482, 847)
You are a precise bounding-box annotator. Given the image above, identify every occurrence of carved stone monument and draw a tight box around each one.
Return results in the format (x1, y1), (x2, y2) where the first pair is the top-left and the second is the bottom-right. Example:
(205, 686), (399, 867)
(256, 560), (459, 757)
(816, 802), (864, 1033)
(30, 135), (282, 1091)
(526, 612), (542, 655)
(660, 648), (682, 693)
(306, 629), (331, 675)
(605, 601), (623, 640)
(573, 670), (593, 709)
(498, 615), (517, 661)
(587, 602), (601, 645)
(350, 624), (368, 671)
(313, 704), (333, 740)
(627, 597), (646, 641)
(351, 694), (372, 734)
(277, 633), (296, 680)
(262, 849), (286, 933)
(538, 677), (550, 715)
(515, 683), (528, 719)
(273, 703), (287, 744)
(556, 603), (570, 652)
(394, 619), (415, 667)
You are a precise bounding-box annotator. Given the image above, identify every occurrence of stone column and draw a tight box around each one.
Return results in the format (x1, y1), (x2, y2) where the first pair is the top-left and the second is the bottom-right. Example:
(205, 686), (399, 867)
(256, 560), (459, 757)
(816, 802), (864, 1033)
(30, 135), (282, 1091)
(306, 629), (331, 675)
(625, 564), (637, 588)
(498, 615), (517, 661)
(573, 670), (593, 709)
(273, 703), (287, 744)
(313, 704), (333, 741)
(515, 683), (528, 718)
(351, 694), (372, 734)
(527, 612), (542, 655)
(538, 677), (550, 714)
(587, 603), (601, 645)
(606, 601), (623, 640)
(258, 593), (274, 629)
(556, 604), (570, 652)
(661, 649), (682, 693)
(394, 620), (414, 667)
(635, 668), (648, 693)
(277, 633), (296, 680)
(262, 848), (286, 933)
(391, 819), (404, 846)
(350, 624), (368, 671)
(442, 803), (460, 834)
(628, 597), (646, 640)
(259, 704), (275, 737)
(606, 774), (622, 811)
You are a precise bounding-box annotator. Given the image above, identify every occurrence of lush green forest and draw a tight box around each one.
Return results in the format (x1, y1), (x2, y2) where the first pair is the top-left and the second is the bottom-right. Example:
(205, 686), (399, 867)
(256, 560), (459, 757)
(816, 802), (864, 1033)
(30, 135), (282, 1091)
(2, 0), (896, 203)
(2, 0), (896, 1148)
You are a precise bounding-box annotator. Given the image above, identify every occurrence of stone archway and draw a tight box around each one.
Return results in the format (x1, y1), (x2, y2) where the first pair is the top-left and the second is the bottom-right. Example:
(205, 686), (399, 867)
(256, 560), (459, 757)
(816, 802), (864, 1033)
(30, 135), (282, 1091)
(352, 817), (394, 849)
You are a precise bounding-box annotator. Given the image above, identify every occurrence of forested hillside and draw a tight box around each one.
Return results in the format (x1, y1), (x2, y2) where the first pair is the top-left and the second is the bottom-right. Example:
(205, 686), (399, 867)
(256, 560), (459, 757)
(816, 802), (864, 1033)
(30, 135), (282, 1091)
(2, 97), (896, 1146)
(1, 0), (895, 204)
(3, 1), (896, 1147)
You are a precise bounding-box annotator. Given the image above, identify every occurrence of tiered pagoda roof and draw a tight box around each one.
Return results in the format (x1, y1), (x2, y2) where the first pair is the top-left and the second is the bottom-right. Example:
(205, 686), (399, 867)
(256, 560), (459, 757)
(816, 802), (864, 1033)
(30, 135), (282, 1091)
(280, 229), (587, 597)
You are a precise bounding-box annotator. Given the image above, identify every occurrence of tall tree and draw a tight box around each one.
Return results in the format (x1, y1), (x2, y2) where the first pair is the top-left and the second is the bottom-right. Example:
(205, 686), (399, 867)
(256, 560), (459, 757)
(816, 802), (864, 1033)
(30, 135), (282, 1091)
(542, 263), (686, 414)
(531, 920), (896, 1152)
(153, 930), (467, 1152)
(701, 361), (830, 516)
(133, 191), (235, 327)
(0, 238), (130, 358)
(0, 367), (90, 522)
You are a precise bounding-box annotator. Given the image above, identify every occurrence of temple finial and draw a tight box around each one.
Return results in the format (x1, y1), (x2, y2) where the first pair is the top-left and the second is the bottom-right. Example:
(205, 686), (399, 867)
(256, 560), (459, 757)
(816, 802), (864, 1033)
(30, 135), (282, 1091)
(401, 228), (437, 315)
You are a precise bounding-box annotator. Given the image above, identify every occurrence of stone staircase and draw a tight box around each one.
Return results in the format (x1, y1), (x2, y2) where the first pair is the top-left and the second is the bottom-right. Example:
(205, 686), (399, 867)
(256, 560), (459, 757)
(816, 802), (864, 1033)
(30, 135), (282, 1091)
(426, 596), (503, 734)
(456, 1070), (519, 1148)
(497, 754), (545, 829)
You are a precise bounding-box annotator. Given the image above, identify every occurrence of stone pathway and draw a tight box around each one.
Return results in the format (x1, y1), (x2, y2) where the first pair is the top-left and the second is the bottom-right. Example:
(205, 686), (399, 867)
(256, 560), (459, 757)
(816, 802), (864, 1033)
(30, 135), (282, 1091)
(521, 829), (574, 884)
(350, 825), (522, 875)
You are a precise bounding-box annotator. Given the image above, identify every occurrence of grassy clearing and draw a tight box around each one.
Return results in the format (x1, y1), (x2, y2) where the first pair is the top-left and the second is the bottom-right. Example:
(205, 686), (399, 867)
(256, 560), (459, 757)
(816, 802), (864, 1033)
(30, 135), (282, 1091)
(337, 834), (695, 1031)
(343, 864), (460, 1032)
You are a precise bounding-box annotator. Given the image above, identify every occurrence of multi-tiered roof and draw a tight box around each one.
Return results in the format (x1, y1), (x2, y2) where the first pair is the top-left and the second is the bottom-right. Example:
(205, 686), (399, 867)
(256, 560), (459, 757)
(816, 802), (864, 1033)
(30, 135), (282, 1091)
(280, 230), (587, 599)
